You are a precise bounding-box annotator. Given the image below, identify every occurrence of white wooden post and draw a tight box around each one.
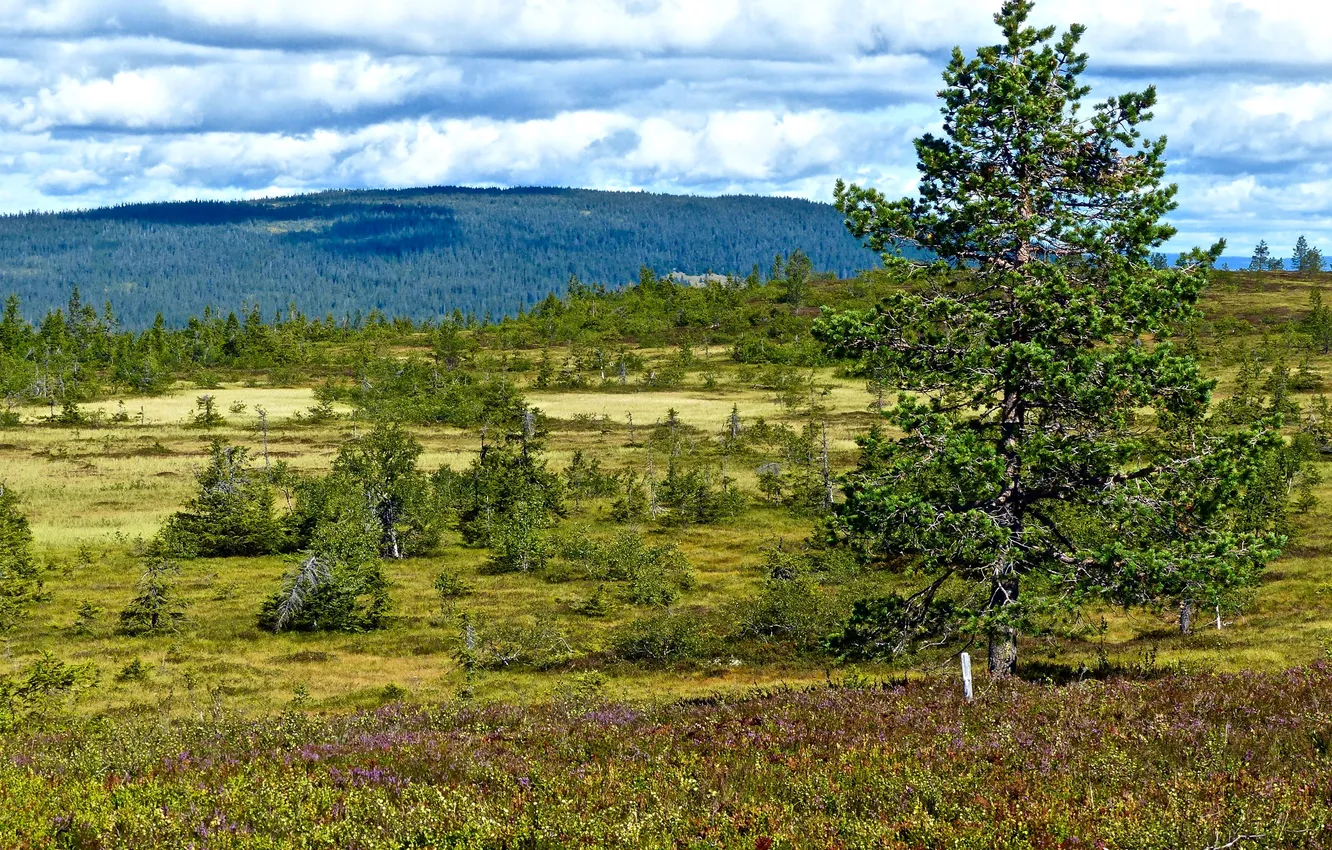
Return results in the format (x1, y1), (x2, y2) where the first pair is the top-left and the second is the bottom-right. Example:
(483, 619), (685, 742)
(960, 652), (974, 702)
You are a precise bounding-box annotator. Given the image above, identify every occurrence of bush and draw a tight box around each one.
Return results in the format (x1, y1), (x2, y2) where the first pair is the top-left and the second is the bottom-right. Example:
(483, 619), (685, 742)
(0, 652), (93, 730)
(553, 529), (695, 605)
(459, 614), (573, 670)
(729, 574), (842, 654)
(655, 462), (745, 527)
(485, 498), (553, 574)
(610, 609), (712, 665)
(433, 567), (474, 603)
(572, 584), (615, 617)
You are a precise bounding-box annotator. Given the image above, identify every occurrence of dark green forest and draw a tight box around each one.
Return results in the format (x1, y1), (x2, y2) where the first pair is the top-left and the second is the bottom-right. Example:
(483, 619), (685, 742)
(0, 187), (880, 327)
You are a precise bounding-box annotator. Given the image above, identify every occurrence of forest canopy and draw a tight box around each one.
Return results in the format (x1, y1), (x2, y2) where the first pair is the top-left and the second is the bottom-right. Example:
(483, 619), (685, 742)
(0, 187), (881, 328)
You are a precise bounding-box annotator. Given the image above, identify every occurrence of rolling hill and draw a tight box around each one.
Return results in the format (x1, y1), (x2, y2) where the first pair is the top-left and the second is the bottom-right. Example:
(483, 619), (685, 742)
(0, 187), (881, 327)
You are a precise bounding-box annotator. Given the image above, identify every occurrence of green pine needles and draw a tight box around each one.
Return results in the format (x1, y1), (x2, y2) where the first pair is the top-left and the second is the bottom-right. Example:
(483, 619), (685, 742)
(0, 484), (38, 632)
(817, 0), (1289, 675)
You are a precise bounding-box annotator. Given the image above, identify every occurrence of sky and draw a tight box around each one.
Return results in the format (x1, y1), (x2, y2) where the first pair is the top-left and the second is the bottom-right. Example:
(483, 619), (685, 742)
(1, 0), (1330, 254)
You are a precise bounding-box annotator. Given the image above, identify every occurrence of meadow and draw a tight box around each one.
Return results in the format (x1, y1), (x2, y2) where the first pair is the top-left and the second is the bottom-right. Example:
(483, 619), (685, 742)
(0, 271), (1328, 719)
(0, 269), (1330, 848)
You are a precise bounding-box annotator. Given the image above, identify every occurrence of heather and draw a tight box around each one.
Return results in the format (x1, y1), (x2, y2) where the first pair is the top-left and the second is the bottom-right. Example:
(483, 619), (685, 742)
(2, 667), (1330, 848)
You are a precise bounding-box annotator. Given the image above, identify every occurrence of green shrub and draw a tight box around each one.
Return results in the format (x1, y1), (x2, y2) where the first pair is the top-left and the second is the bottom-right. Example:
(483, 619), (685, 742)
(461, 615), (573, 670)
(0, 652), (93, 730)
(433, 567), (474, 603)
(572, 584), (615, 617)
(610, 609), (712, 665)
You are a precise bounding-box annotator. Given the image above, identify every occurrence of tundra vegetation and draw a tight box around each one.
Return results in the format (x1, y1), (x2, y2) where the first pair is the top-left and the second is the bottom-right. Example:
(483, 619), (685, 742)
(0, 1), (1330, 845)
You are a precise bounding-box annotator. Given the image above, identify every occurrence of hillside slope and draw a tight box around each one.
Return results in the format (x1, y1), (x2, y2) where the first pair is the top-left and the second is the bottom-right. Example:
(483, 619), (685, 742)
(0, 187), (880, 327)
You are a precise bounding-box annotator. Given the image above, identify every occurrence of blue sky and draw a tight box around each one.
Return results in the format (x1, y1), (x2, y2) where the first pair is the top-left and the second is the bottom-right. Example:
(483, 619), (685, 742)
(0, 0), (1328, 255)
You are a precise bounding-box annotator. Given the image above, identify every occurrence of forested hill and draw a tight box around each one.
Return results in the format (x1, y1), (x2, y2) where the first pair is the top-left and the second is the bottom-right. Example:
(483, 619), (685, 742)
(0, 187), (880, 327)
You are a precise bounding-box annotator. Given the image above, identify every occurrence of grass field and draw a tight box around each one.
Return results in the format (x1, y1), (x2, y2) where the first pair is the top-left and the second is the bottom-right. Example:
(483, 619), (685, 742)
(2, 273), (1331, 719)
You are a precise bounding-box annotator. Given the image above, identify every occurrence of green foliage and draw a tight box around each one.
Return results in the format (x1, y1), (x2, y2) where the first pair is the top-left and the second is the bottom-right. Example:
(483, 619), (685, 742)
(562, 450), (618, 510)
(458, 614), (573, 670)
(323, 357), (525, 428)
(1306, 287), (1332, 354)
(190, 394), (224, 428)
(0, 653), (93, 730)
(571, 584), (615, 617)
(117, 550), (186, 637)
(166, 440), (287, 557)
(115, 658), (152, 682)
(819, 1), (1275, 675)
(70, 601), (101, 636)
(1293, 235), (1325, 273)
(0, 484), (38, 632)
(451, 429), (564, 548)
(259, 493), (390, 633)
(1249, 240), (1272, 271)
(555, 529), (697, 605)
(654, 459), (744, 527)
(332, 422), (439, 558)
(610, 609), (712, 665)
(432, 567), (474, 604)
(486, 498), (553, 574)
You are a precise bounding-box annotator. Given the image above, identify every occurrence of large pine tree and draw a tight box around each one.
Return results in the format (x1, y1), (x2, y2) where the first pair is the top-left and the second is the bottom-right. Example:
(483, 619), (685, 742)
(817, 0), (1287, 675)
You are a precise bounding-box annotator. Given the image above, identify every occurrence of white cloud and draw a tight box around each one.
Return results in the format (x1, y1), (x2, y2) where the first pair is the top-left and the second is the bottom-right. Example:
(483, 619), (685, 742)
(0, 0), (1331, 252)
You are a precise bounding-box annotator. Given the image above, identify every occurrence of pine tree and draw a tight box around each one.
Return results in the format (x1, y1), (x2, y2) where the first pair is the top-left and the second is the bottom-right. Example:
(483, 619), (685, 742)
(1249, 240), (1271, 271)
(1303, 245), (1326, 274)
(165, 440), (287, 556)
(258, 493), (389, 633)
(118, 549), (185, 636)
(1293, 236), (1310, 272)
(0, 484), (38, 632)
(1306, 287), (1332, 354)
(818, 0), (1284, 675)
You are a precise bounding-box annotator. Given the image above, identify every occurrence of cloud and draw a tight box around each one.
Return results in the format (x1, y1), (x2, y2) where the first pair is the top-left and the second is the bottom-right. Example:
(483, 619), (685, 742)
(0, 1), (1330, 253)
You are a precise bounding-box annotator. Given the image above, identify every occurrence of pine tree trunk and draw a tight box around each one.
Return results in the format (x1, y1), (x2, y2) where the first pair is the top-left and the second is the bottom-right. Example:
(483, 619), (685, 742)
(987, 576), (1019, 677)
(1179, 599), (1194, 635)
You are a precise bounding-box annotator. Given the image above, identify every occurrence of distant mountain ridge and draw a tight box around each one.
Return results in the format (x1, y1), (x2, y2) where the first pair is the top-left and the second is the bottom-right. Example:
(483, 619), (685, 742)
(0, 186), (881, 327)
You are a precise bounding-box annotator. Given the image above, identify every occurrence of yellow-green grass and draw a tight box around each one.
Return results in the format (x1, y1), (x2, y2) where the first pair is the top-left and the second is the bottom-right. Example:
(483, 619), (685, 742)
(3, 296), (1332, 714)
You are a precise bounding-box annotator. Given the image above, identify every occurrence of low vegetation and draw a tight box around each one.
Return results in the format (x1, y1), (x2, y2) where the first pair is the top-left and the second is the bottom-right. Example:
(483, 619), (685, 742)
(1, 2), (1330, 845)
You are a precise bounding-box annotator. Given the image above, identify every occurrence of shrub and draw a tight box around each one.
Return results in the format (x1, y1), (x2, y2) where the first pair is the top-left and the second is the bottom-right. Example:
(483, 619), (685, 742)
(433, 567), (474, 603)
(0, 652), (93, 730)
(655, 461), (745, 527)
(553, 529), (695, 605)
(461, 615), (573, 670)
(610, 609), (712, 665)
(729, 574), (842, 654)
(485, 498), (553, 574)
(572, 584), (615, 617)
(454, 430), (564, 548)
